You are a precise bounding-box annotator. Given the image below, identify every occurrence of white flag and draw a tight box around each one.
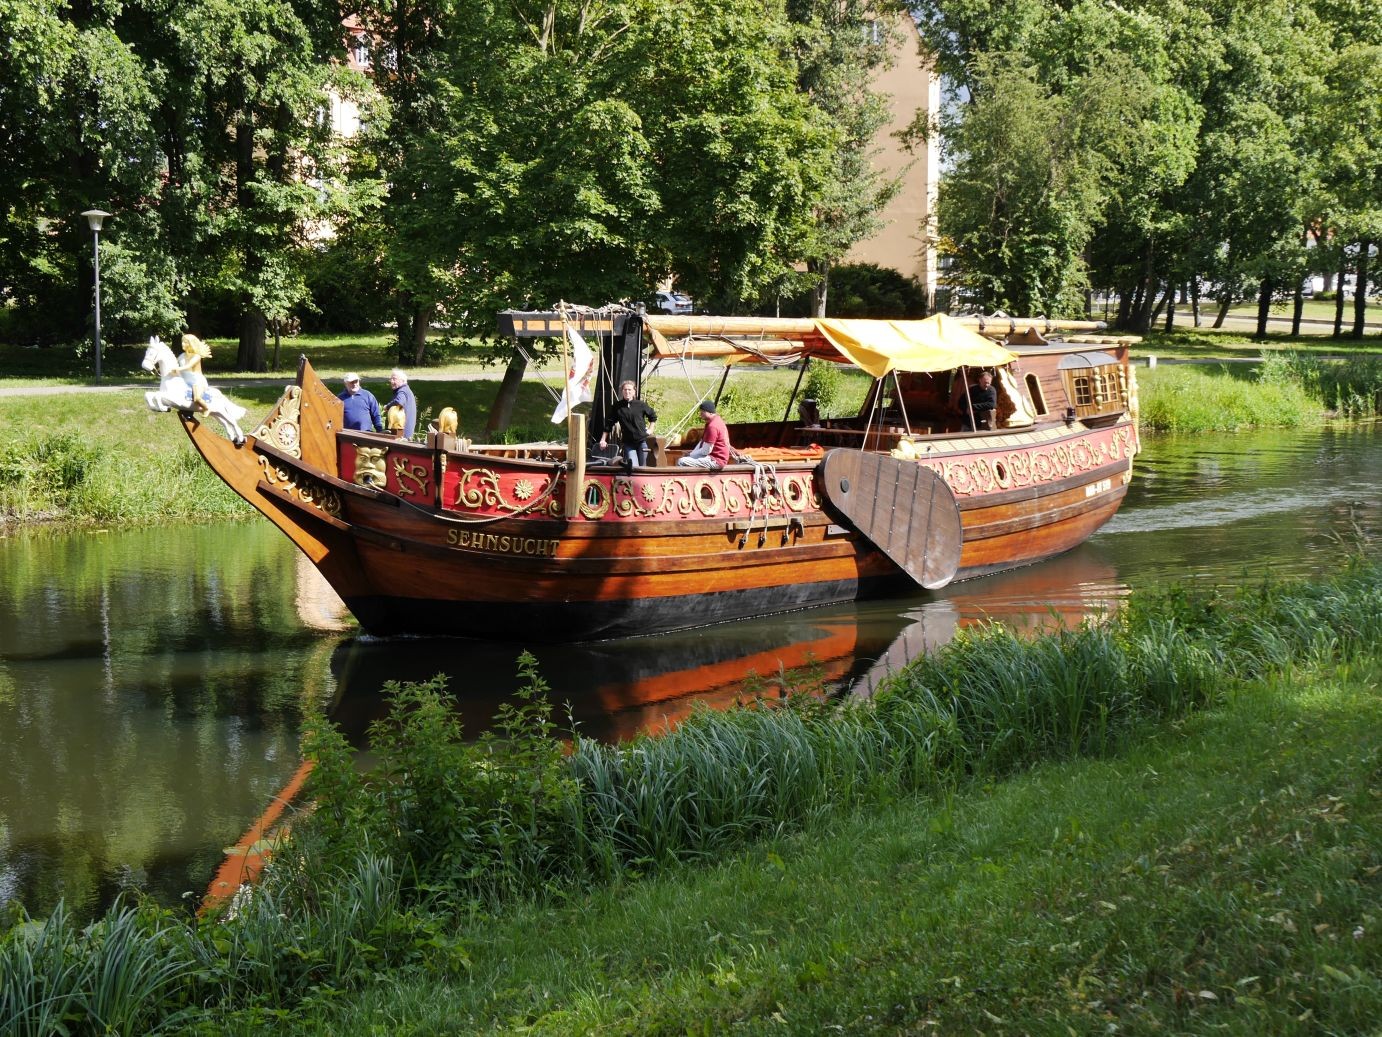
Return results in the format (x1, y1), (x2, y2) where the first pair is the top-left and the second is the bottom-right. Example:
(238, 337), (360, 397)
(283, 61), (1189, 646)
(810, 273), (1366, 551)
(551, 325), (598, 423)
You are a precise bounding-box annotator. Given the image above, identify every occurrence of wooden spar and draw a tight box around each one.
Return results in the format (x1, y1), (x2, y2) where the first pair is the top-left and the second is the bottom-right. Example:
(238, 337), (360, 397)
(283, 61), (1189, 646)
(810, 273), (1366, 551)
(642, 314), (1114, 340)
(645, 315), (819, 338)
(565, 412), (587, 517)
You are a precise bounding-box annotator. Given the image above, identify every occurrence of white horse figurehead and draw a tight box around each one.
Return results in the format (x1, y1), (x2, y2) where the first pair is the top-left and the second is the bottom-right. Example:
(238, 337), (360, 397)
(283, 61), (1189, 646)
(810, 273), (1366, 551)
(141, 335), (247, 446)
(141, 336), (179, 379)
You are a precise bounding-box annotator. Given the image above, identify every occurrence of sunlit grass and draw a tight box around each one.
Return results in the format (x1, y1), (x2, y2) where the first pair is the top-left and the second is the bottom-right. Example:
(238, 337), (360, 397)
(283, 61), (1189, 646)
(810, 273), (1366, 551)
(1138, 364), (1320, 430)
(2, 563), (1379, 1031)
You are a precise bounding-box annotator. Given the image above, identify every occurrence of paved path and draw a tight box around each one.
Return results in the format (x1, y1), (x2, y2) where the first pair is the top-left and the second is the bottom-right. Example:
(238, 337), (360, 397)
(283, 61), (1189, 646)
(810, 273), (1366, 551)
(0, 371), (501, 397)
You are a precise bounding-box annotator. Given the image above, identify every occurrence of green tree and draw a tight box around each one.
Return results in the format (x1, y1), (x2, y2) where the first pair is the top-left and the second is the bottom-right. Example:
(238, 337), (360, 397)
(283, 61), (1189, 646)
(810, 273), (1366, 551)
(0, 0), (159, 345)
(352, 0), (833, 371)
(786, 0), (902, 316)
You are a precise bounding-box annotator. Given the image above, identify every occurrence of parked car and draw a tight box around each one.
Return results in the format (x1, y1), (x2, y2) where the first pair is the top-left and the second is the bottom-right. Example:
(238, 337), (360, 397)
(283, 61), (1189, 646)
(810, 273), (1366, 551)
(654, 290), (693, 315)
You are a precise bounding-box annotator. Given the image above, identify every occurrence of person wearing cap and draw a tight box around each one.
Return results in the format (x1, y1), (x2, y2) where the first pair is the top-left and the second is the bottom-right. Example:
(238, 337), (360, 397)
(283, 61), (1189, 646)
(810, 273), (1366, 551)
(339, 373), (383, 432)
(676, 400), (731, 469)
(386, 368), (417, 439)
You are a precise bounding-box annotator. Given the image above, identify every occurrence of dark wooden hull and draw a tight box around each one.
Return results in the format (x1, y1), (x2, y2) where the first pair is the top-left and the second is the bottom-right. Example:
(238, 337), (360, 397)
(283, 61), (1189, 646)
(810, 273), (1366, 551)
(183, 360), (1136, 642)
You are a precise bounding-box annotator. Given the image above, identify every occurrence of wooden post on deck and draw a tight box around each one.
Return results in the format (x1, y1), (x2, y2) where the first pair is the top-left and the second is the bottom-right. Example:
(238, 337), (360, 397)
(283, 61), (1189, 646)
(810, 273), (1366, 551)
(565, 412), (587, 518)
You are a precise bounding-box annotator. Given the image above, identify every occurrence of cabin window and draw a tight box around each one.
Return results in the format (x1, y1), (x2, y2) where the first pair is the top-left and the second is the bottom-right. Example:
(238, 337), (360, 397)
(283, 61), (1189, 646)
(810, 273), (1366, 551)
(1025, 373), (1047, 415)
(1073, 376), (1094, 407)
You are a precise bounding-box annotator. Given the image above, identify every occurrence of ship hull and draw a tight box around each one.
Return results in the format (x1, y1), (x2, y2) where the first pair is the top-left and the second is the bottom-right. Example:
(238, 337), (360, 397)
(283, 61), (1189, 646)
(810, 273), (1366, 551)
(183, 357), (1136, 642)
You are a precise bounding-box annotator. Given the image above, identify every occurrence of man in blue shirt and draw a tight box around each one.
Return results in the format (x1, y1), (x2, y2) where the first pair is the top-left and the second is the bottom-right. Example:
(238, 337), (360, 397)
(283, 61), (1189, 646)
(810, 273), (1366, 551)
(386, 368), (417, 439)
(339, 372), (383, 432)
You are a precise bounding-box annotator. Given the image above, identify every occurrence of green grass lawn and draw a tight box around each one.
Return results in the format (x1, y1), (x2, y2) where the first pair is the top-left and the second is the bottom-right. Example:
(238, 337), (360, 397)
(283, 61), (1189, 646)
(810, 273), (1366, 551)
(1225, 297), (1380, 322)
(266, 663), (1381, 1036)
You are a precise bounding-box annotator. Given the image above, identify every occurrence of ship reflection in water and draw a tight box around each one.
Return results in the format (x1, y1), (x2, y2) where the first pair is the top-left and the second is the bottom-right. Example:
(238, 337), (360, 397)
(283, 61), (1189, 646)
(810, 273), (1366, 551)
(308, 545), (1124, 745)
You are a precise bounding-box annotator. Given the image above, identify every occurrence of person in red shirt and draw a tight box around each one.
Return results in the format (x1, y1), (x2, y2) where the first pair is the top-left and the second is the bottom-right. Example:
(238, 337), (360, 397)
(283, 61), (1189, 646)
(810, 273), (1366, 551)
(677, 400), (732, 469)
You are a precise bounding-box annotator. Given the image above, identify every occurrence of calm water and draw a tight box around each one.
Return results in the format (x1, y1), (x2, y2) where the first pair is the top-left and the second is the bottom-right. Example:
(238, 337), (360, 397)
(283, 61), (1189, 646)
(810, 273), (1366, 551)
(1, 424), (1377, 919)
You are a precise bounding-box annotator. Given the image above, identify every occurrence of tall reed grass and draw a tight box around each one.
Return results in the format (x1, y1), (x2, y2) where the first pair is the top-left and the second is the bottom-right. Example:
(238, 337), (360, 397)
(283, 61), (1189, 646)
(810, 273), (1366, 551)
(4, 561), (1378, 1030)
(1138, 352), (1382, 430)
(1258, 351), (1382, 419)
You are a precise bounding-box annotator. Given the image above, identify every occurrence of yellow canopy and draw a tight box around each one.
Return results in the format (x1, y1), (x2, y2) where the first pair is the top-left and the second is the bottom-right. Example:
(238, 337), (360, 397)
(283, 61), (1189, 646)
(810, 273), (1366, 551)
(814, 314), (1017, 377)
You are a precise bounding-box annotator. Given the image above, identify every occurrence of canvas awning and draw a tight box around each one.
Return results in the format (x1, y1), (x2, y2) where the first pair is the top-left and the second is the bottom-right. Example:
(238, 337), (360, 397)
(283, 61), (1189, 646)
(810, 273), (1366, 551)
(643, 313), (1017, 376)
(813, 314), (1017, 378)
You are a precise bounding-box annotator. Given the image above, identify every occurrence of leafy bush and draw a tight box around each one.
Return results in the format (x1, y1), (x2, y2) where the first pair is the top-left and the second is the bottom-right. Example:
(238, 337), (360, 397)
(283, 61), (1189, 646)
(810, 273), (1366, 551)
(297, 242), (393, 334)
(1259, 351), (1382, 418)
(763, 263), (929, 319)
(1137, 364), (1318, 430)
(804, 358), (843, 416)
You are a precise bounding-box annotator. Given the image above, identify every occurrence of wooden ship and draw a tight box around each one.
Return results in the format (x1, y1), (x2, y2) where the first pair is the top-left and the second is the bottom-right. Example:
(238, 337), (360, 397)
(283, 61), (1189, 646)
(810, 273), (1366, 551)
(174, 309), (1140, 642)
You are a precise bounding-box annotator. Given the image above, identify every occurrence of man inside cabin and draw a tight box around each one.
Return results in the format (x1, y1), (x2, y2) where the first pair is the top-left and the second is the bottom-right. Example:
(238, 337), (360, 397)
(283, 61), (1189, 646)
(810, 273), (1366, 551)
(339, 373), (384, 432)
(677, 400), (732, 469)
(386, 368), (417, 439)
(599, 379), (658, 467)
(960, 370), (998, 431)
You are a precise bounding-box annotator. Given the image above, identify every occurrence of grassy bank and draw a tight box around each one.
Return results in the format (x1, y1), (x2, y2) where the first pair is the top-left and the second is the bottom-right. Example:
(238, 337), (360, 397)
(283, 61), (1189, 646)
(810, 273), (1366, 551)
(1137, 353), (1382, 431)
(1, 563), (1378, 1034)
(313, 664), (1380, 1035)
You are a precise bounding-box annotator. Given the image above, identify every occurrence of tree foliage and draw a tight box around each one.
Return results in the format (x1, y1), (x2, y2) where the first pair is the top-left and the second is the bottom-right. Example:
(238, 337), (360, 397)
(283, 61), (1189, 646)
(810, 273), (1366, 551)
(916, 0), (1382, 328)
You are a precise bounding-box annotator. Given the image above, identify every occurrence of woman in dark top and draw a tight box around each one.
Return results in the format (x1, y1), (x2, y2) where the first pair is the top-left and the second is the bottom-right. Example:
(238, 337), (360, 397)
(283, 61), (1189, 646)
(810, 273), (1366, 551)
(599, 380), (658, 467)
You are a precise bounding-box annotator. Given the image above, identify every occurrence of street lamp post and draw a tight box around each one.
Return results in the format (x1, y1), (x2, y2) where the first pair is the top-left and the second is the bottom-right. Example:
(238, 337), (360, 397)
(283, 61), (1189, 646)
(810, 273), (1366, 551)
(81, 209), (112, 381)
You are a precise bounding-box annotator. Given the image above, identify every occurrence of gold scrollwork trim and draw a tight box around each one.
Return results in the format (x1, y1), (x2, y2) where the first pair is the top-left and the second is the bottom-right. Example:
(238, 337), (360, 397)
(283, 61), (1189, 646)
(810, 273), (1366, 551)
(252, 386), (304, 458)
(392, 456), (429, 497)
(579, 478), (610, 519)
(693, 478), (722, 517)
(257, 454), (341, 516)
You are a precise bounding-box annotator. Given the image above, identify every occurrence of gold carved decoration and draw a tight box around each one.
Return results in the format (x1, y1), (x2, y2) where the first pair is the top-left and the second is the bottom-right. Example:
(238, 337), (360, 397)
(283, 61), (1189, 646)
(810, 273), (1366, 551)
(923, 428), (1135, 498)
(452, 465), (819, 523)
(354, 447), (387, 487)
(455, 466), (559, 516)
(579, 479), (610, 519)
(257, 454), (342, 516)
(253, 386), (303, 458)
(392, 456), (430, 497)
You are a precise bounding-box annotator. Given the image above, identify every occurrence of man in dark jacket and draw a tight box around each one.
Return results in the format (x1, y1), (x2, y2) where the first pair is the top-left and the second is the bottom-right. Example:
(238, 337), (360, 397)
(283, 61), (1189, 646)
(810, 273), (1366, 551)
(599, 380), (658, 467)
(339, 373), (383, 432)
(386, 368), (417, 439)
(961, 370), (997, 431)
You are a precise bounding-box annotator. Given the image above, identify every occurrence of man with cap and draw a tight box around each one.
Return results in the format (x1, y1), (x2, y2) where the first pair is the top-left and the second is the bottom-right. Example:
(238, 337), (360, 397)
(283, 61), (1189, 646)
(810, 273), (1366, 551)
(339, 373), (384, 432)
(676, 400), (732, 469)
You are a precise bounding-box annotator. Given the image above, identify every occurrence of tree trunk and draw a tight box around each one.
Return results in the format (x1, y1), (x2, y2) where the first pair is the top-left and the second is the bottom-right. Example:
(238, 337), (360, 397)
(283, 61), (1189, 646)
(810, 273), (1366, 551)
(1190, 278), (1201, 327)
(234, 113), (264, 370)
(412, 300), (432, 365)
(1211, 293), (1233, 329)
(1352, 240), (1371, 339)
(1164, 284), (1177, 332)
(1115, 284), (1134, 328)
(1133, 243), (1157, 333)
(485, 350), (529, 434)
(808, 259), (829, 318)
(238, 309), (267, 371)
(1333, 251), (1347, 337)
(1148, 282), (1170, 327)
(1291, 284), (1304, 336)
(1254, 278), (1273, 338)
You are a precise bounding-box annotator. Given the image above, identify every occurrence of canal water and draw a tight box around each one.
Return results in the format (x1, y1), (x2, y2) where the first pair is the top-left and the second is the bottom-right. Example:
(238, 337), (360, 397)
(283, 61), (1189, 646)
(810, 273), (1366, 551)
(1, 424), (1377, 920)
